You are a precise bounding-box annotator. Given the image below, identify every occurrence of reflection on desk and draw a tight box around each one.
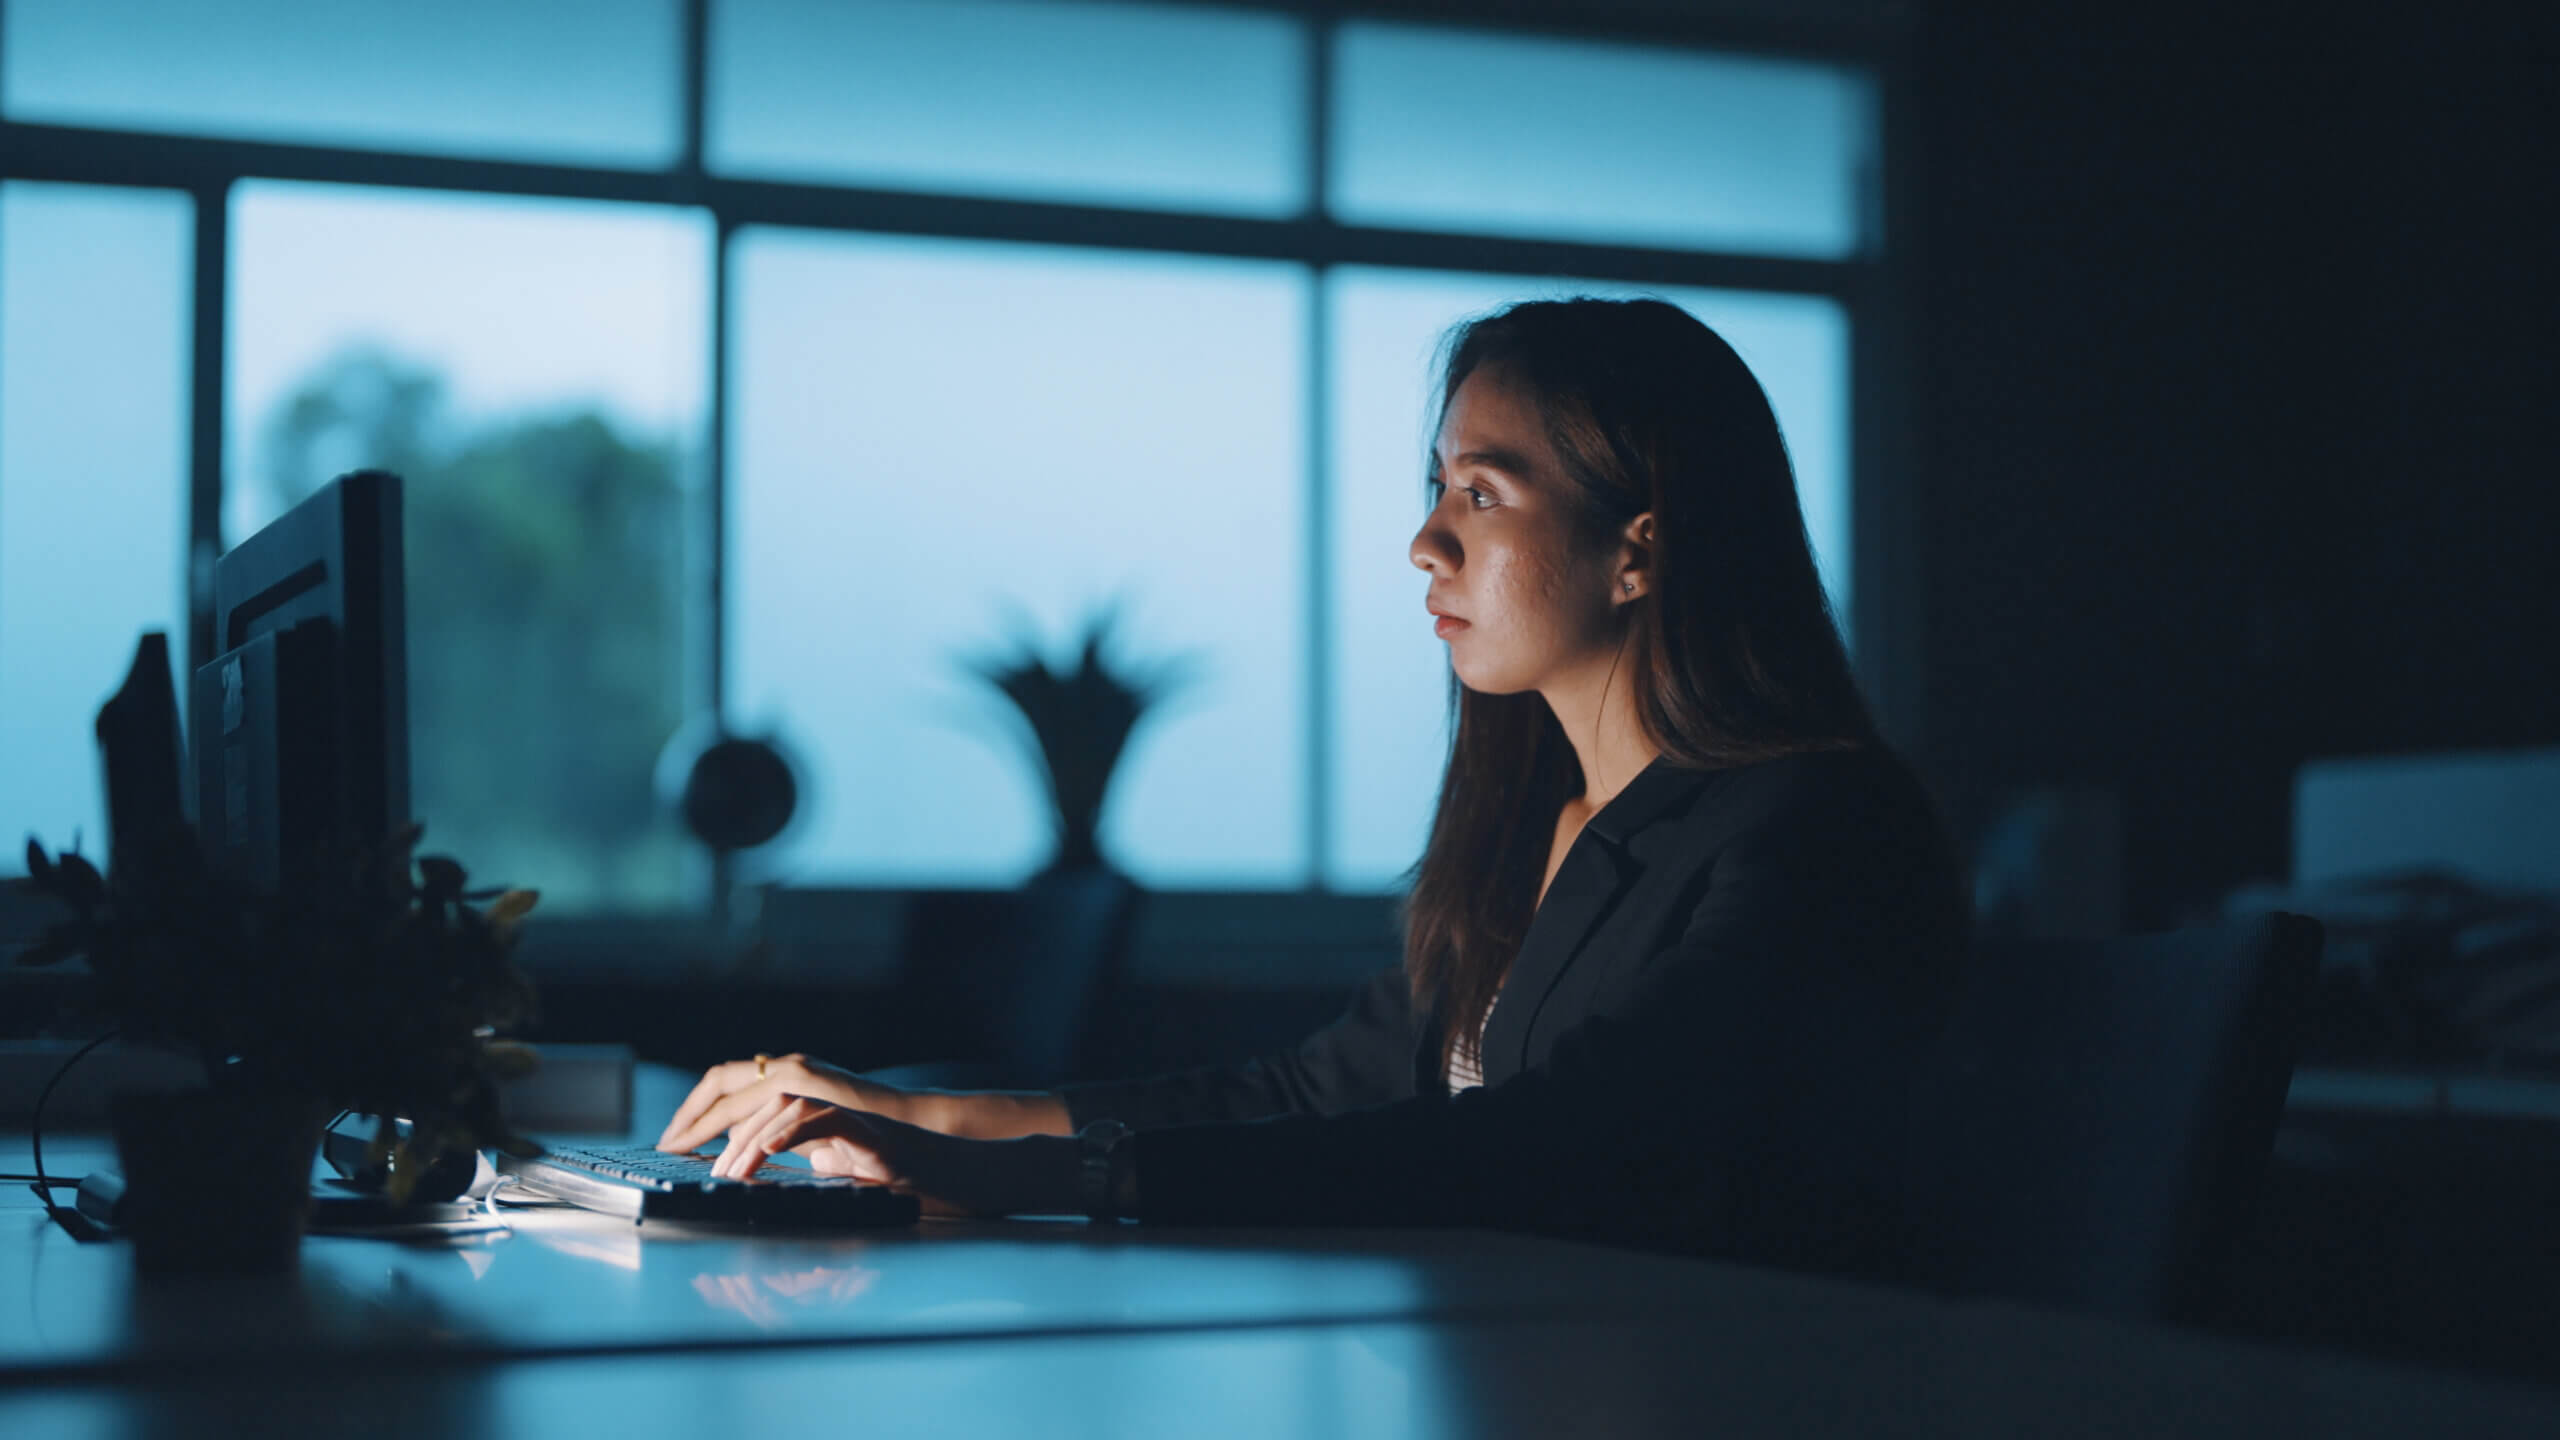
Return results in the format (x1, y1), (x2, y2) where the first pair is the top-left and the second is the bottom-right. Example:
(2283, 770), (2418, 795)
(8, 1192), (2560, 1438)
(691, 1261), (879, 1331)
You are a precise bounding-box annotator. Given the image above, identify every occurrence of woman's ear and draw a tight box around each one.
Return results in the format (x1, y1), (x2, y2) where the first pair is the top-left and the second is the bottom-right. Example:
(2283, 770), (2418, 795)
(1615, 512), (1656, 603)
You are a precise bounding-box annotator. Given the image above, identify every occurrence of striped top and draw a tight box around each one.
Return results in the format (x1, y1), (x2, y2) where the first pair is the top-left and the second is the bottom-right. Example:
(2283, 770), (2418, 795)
(1445, 990), (1501, 1093)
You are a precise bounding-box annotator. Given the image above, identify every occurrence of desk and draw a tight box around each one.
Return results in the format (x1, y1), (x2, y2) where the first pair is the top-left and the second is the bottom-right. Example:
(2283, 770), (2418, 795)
(6, 1090), (2560, 1437)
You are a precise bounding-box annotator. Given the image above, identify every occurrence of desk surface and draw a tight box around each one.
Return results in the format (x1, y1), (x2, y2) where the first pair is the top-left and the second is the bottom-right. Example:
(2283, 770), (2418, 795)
(7, 1076), (2560, 1438)
(0, 1174), (1768, 1376)
(7, 1199), (2559, 1440)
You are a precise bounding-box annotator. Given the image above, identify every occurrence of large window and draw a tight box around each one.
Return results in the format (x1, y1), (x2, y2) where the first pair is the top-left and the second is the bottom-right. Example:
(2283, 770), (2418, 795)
(1331, 21), (1874, 258)
(4, 0), (684, 166)
(226, 183), (713, 912)
(728, 232), (1309, 885)
(2, 3), (1886, 904)
(711, 0), (1309, 216)
(0, 182), (192, 871)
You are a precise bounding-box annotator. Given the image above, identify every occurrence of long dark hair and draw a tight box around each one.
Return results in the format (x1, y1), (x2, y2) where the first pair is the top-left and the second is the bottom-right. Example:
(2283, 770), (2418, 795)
(1402, 298), (1877, 1073)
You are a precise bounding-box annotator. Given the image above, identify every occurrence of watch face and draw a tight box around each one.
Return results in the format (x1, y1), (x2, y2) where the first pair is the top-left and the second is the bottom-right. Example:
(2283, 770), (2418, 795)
(1077, 1120), (1134, 1220)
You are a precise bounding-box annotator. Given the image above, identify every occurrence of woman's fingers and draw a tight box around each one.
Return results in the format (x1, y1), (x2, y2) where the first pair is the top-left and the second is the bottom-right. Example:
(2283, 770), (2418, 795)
(721, 1097), (896, 1183)
(657, 1059), (762, 1149)
(703, 1103), (989, 1219)
(716, 1093), (829, 1180)
(707, 1093), (786, 1179)
(659, 1055), (876, 1154)
(661, 1079), (786, 1155)
(665, 1060), (824, 1147)
(656, 1063), (728, 1146)
(720, 1095), (819, 1180)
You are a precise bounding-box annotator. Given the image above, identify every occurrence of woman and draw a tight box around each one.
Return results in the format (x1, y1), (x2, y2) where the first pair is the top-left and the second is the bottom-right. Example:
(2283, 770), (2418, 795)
(659, 298), (1970, 1281)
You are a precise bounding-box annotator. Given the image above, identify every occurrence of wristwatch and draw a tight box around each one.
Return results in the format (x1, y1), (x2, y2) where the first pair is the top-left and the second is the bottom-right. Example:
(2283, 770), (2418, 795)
(1075, 1119), (1135, 1224)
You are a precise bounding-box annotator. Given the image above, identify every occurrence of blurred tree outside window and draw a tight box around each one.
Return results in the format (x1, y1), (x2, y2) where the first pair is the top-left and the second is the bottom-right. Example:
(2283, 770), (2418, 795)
(228, 183), (711, 913)
(254, 350), (692, 910)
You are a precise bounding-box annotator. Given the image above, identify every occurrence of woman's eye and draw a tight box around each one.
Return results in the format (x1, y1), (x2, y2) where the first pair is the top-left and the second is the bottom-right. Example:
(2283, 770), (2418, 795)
(1424, 478), (1491, 512)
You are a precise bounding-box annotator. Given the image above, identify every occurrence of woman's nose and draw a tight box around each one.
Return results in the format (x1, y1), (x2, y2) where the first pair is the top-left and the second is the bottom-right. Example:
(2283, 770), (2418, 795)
(1410, 514), (1457, 575)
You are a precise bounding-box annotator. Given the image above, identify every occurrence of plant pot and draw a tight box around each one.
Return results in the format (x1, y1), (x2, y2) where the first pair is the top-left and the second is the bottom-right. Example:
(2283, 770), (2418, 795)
(108, 1089), (329, 1275)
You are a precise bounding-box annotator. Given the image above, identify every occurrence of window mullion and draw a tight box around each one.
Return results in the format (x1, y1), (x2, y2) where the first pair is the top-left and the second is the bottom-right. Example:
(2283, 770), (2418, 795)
(186, 179), (227, 679)
(1305, 12), (1336, 890)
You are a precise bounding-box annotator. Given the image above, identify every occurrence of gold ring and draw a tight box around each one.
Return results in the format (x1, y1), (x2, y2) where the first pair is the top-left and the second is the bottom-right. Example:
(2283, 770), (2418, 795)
(755, 1053), (770, 1079)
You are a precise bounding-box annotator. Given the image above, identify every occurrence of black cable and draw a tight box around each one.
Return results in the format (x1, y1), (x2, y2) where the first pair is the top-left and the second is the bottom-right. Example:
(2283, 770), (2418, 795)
(28, 1030), (121, 1207)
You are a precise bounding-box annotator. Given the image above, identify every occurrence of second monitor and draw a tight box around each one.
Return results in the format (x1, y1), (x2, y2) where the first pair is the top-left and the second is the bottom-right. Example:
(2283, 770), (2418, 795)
(190, 469), (410, 893)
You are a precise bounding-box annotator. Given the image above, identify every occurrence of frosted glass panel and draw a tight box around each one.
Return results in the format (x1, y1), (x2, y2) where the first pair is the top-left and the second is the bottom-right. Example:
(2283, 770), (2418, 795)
(711, 0), (1308, 215)
(1332, 22), (1872, 258)
(229, 182), (712, 911)
(3, 0), (682, 166)
(0, 183), (191, 872)
(728, 230), (1308, 886)
(1326, 271), (1850, 891)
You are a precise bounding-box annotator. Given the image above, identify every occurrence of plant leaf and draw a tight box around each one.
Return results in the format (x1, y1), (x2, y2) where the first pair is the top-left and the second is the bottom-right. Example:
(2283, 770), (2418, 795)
(56, 852), (105, 907)
(485, 889), (540, 937)
(481, 1038), (540, 1080)
(417, 856), (467, 904)
(384, 1140), (422, 1206)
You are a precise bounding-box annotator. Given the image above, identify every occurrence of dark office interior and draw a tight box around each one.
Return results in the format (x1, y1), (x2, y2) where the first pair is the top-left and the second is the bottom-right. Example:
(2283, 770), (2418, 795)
(4, 0), (2556, 1433)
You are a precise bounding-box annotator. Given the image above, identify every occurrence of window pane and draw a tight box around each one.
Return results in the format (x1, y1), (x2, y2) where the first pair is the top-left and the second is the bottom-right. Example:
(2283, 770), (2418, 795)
(1331, 23), (1873, 259)
(0, 183), (191, 873)
(229, 182), (712, 912)
(4, 0), (682, 167)
(729, 230), (1307, 886)
(711, 0), (1308, 216)
(1325, 271), (1850, 891)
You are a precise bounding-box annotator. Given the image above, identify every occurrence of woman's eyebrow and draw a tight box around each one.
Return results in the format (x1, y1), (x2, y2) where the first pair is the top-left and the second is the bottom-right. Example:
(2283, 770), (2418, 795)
(1448, 447), (1537, 480)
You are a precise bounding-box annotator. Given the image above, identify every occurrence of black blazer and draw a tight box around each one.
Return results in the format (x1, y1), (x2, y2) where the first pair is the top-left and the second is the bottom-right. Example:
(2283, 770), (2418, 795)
(1061, 746), (1971, 1280)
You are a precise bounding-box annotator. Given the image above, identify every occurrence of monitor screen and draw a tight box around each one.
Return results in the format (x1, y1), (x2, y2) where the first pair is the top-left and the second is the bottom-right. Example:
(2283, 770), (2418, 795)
(189, 470), (409, 893)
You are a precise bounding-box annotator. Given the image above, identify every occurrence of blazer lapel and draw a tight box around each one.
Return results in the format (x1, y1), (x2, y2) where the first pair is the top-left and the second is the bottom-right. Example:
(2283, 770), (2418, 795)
(1478, 758), (1717, 1083)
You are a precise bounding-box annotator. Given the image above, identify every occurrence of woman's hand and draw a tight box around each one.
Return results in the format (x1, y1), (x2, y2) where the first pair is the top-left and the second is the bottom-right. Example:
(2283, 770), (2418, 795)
(710, 1094), (1078, 1218)
(657, 1053), (915, 1155)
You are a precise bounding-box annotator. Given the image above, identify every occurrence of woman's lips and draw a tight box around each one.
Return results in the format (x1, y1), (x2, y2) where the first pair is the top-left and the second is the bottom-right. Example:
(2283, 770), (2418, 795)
(1433, 615), (1470, 639)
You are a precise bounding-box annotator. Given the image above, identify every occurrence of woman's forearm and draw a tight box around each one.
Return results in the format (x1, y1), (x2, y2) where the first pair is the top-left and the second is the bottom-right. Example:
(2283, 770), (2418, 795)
(909, 1088), (1075, 1140)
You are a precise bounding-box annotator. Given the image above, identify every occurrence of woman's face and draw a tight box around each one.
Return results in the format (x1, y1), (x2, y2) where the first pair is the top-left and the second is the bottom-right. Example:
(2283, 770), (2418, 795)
(1410, 366), (1627, 695)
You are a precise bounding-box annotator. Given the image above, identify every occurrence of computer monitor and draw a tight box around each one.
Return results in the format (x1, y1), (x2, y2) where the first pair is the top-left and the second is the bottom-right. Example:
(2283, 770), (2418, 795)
(189, 470), (410, 894)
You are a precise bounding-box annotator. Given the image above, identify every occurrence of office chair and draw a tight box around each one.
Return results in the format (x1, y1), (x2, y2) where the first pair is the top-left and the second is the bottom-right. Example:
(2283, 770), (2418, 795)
(1905, 912), (2324, 1325)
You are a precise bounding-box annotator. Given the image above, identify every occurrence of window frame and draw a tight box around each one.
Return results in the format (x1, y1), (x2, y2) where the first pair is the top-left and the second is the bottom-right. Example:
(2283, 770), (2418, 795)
(0, 0), (1916, 913)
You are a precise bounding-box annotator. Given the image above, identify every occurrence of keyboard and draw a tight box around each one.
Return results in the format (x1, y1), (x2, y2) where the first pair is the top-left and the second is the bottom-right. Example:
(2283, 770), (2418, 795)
(495, 1143), (921, 1227)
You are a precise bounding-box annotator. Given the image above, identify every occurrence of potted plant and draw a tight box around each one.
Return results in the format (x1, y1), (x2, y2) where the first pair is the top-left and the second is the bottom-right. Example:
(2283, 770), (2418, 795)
(18, 821), (542, 1270)
(964, 602), (1194, 877)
